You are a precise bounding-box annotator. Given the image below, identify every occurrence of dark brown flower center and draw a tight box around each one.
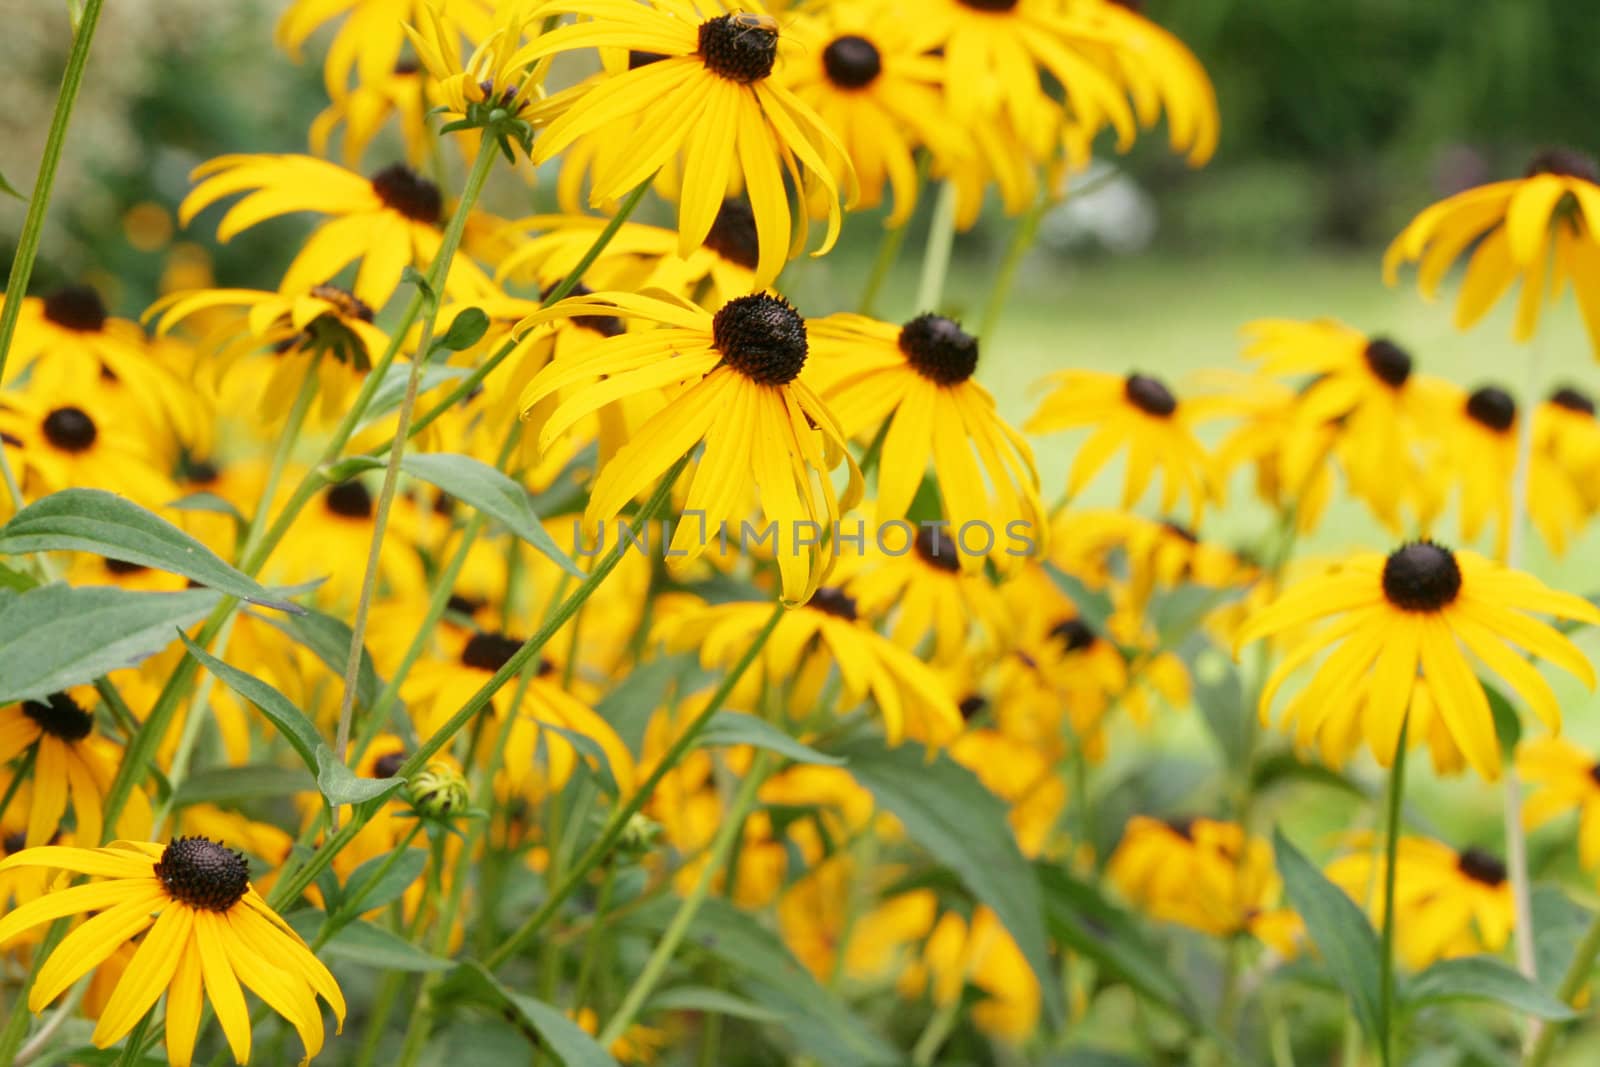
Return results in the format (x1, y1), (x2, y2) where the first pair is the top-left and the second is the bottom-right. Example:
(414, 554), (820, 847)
(1049, 617), (1096, 653)
(104, 557), (149, 576)
(1465, 386), (1516, 433)
(1525, 148), (1600, 184)
(958, 694), (987, 721)
(914, 523), (962, 573)
(958, 0), (1021, 10)
(1551, 385), (1596, 416)
(809, 587), (858, 621)
(1164, 816), (1197, 840)
(1363, 338), (1413, 388)
(183, 459), (221, 486)
(1381, 541), (1461, 612)
(628, 50), (668, 69)
(1456, 846), (1507, 886)
(324, 480), (374, 519)
(446, 593), (484, 618)
(823, 35), (882, 89)
(898, 314), (978, 385)
(373, 751), (407, 778)
(155, 837), (251, 911)
(544, 283), (624, 338)
(698, 14), (778, 83)
(1124, 373), (1177, 417)
(21, 692), (94, 742)
(460, 631), (524, 671)
(42, 285), (108, 332)
(42, 407), (97, 452)
(310, 283), (374, 323)
(370, 163), (443, 225)
(712, 293), (808, 385)
(703, 199), (760, 271)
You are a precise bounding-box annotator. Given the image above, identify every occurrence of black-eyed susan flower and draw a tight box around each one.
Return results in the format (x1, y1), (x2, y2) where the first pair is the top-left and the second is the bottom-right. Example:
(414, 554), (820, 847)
(1109, 816), (1300, 954)
(902, 905), (1040, 1042)
(0, 381), (176, 505)
(1384, 148), (1600, 355)
(515, 4), (854, 290)
(405, 0), (546, 152)
(0, 838), (345, 1065)
(950, 729), (1067, 857)
(661, 592), (963, 745)
(808, 312), (1046, 569)
(179, 155), (495, 308)
(1238, 540), (1600, 780)
(0, 690), (149, 848)
(1539, 384), (1600, 512)
(278, 0), (493, 98)
(847, 521), (1013, 659)
(266, 477), (425, 607)
(779, 2), (968, 227)
(517, 291), (862, 606)
(1027, 369), (1214, 524)
(1518, 737), (1600, 869)
(1326, 833), (1513, 969)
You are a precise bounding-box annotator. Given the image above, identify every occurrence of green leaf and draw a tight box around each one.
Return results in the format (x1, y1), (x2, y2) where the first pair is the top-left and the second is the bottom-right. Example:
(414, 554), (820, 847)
(699, 712), (846, 766)
(362, 362), (469, 427)
(0, 561), (37, 592)
(0, 167), (26, 200)
(829, 737), (1063, 1026)
(344, 849), (428, 913)
(288, 911), (452, 972)
(1035, 864), (1199, 1022)
(603, 653), (702, 755)
(540, 722), (620, 798)
(629, 896), (898, 1066)
(174, 764), (314, 806)
(182, 633), (324, 776)
(1404, 955), (1576, 1020)
(400, 453), (582, 576)
(316, 747), (406, 806)
(165, 491), (244, 523)
(1486, 683), (1522, 757)
(431, 307), (490, 355)
(0, 584), (218, 703)
(1042, 562), (1114, 633)
(1251, 749), (1367, 797)
(1273, 829), (1384, 1039)
(1044, 1051), (1146, 1067)
(0, 490), (301, 612)
(257, 608), (384, 712)
(1533, 884), (1590, 992)
(646, 985), (787, 1024)
(448, 962), (621, 1067)
(1193, 657), (1249, 771)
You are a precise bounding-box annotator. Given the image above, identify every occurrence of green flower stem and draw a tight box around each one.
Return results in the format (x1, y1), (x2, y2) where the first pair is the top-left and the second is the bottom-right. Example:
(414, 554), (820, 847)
(856, 154), (927, 317)
(149, 611), (238, 836)
(0, 0), (105, 386)
(1378, 716), (1411, 1067)
(599, 750), (773, 1047)
(913, 179), (958, 315)
(110, 1014), (153, 1067)
(266, 455), (692, 912)
(331, 137), (502, 816)
(910, 996), (963, 1067)
(235, 352), (325, 563)
(361, 336), (515, 459)
(311, 820), (426, 950)
(979, 196), (1047, 348)
(485, 598), (786, 971)
(1524, 909), (1600, 1066)
(0, 915), (67, 1064)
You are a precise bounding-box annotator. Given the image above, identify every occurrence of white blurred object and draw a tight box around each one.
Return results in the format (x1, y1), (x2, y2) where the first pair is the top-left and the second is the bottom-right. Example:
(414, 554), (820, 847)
(1037, 163), (1157, 256)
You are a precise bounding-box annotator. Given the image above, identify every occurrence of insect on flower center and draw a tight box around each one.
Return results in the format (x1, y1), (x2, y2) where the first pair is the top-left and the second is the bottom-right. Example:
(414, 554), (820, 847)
(155, 837), (251, 912)
(42, 406), (98, 452)
(310, 284), (375, 323)
(370, 163), (443, 225)
(914, 523), (963, 573)
(1049, 617), (1096, 653)
(1550, 385), (1596, 416)
(324, 480), (374, 519)
(898, 314), (978, 385)
(698, 13), (779, 84)
(21, 691), (94, 742)
(1124, 373), (1178, 417)
(1525, 148), (1600, 184)
(42, 284), (108, 332)
(460, 631), (524, 671)
(1362, 337), (1413, 388)
(1380, 541), (1462, 612)
(1465, 386), (1516, 433)
(1456, 846), (1507, 886)
(810, 586), (859, 621)
(822, 35), (883, 89)
(703, 199), (761, 271)
(712, 293), (808, 385)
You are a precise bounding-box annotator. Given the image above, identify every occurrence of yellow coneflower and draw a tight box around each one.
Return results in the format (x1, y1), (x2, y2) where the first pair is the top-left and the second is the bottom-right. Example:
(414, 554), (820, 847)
(1193, 370), (1336, 534)
(277, 0), (493, 98)
(514, 3), (855, 289)
(179, 155), (495, 308)
(1538, 384), (1600, 512)
(1326, 833), (1514, 970)
(311, 59), (432, 169)
(0, 381), (176, 506)
(517, 291), (862, 606)
(660, 593), (963, 746)
(266, 477), (425, 608)
(808, 312), (1046, 569)
(1238, 540), (1600, 780)
(0, 839), (345, 1066)
(1027, 369), (1214, 524)
(1518, 737), (1600, 869)
(903, 905), (1040, 1042)
(846, 521), (1013, 659)
(1109, 816), (1300, 954)
(1384, 148), (1600, 355)
(779, 2), (968, 226)
(0, 690), (148, 848)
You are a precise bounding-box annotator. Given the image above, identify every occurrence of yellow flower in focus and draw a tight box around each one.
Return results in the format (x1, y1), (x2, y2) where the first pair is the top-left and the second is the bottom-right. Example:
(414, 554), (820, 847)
(1326, 834), (1514, 970)
(515, 3), (855, 290)
(1238, 540), (1600, 779)
(0, 839), (345, 1066)
(1384, 148), (1600, 355)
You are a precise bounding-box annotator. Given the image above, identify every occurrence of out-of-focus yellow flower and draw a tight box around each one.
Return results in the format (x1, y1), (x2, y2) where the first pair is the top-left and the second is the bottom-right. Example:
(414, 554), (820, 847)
(1519, 738), (1600, 869)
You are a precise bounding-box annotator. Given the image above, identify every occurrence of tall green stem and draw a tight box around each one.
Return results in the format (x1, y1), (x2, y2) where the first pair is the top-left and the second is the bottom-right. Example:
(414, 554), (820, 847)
(913, 180), (958, 315)
(1378, 716), (1410, 1067)
(0, 0), (104, 385)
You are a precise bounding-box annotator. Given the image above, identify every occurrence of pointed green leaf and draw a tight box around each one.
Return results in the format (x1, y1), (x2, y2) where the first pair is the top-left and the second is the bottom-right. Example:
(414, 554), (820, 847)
(256, 607), (385, 712)
(343, 848), (428, 914)
(1404, 955), (1576, 1019)
(646, 986), (786, 1024)
(0, 168), (25, 201)
(699, 712), (846, 766)
(316, 746), (406, 806)
(449, 962), (621, 1067)
(399, 453), (582, 576)
(182, 633), (323, 776)
(174, 764), (314, 806)
(1273, 829), (1384, 1039)
(431, 307), (490, 355)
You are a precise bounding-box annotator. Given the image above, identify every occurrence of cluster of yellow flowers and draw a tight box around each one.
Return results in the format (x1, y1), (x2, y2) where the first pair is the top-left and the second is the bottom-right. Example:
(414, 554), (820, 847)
(3, 1), (1600, 1065)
